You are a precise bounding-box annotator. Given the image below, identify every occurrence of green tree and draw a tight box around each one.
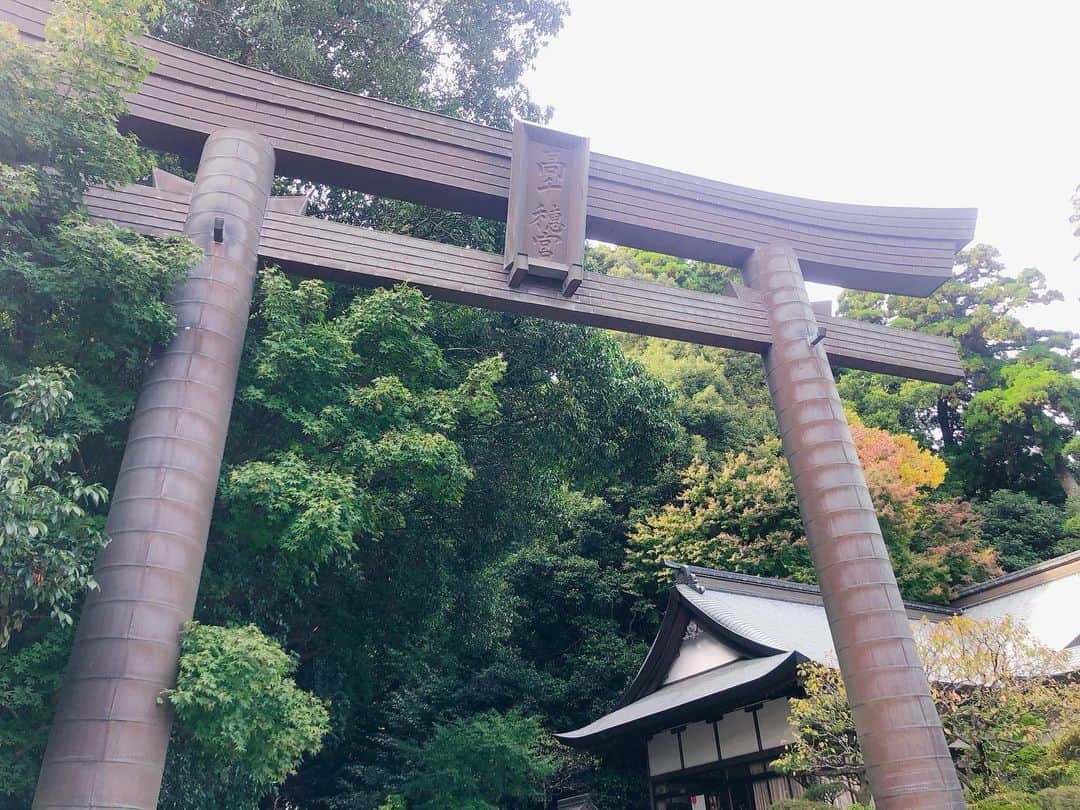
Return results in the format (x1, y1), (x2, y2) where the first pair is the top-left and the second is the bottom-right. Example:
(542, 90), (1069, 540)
(837, 245), (1078, 501)
(161, 622), (330, 809)
(199, 283), (678, 809)
(0, 625), (71, 805)
(590, 244), (737, 295)
(0, 368), (107, 647)
(977, 490), (1077, 572)
(156, 0), (567, 127)
(0, 0), (199, 475)
(399, 711), (557, 810)
(617, 335), (774, 461)
(625, 443), (812, 601)
(626, 417), (997, 606)
(212, 272), (507, 587)
(0, 0), (158, 218)
(964, 356), (1080, 499)
(775, 616), (1080, 802)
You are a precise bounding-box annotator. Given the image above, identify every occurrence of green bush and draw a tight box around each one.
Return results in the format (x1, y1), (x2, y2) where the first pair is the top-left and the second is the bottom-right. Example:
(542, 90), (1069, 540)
(400, 711), (556, 810)
(802, 782), (847, 802)
(1036, 786), (1080, 809)
(769, 801), (835, 810)
(972, 793), (1041, 810)
(163, 622), (329, 788)
(1031, 725), (1080, 790)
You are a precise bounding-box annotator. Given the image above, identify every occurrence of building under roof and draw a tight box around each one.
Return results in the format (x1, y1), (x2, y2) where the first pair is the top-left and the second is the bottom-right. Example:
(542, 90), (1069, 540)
(557, 552), (1080, 810)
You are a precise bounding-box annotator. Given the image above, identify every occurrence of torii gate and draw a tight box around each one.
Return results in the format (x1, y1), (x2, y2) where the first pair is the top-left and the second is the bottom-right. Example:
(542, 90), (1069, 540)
(6, 2), (974, 808)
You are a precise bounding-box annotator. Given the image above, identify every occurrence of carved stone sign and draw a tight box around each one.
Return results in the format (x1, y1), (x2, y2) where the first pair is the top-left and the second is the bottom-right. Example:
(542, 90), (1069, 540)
(504, 120), (589, 296)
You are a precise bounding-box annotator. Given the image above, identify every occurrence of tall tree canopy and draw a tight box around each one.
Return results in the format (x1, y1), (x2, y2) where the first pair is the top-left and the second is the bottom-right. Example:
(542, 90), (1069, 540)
(155, 0), (567, 127)
(836, 245), (1078, 501)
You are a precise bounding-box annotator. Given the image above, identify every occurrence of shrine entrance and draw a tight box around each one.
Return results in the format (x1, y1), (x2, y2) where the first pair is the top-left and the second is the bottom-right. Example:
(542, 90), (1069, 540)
(651, 760), (796, 810)
(4, 2), (974, 808)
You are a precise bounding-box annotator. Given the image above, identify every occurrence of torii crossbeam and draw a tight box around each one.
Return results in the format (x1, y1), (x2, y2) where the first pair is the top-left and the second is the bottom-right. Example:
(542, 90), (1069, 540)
(5, 2), (972, 808)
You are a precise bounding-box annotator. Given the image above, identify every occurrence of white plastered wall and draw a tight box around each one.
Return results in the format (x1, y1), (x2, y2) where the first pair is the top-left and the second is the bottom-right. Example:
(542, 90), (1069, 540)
(962, 573), (1079, 651)
(647, 697), (794, 776)
(662, 630), (743, 685)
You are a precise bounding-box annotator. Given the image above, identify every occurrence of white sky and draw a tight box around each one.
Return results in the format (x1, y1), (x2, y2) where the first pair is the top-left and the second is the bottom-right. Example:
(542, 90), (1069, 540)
(524, 0), (1079, 332)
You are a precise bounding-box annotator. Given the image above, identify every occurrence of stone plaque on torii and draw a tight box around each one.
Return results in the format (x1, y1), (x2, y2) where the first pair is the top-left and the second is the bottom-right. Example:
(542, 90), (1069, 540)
(5, 2), (972, 808)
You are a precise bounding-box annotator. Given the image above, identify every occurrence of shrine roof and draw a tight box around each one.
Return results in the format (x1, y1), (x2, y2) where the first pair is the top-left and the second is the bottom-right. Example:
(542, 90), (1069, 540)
(951, 549), (1080, 606)
(558, 554), (1080, 746)
(675, 563), (957, 618)
(555, 652), (801, 745)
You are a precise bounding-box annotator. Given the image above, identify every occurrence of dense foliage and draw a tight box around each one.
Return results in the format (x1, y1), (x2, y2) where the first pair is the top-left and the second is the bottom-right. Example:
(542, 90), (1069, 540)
(164, 623), (329, 797)
(0, 1), (1077, 808)
(775, 616), (1080, 802)
(395, 712), (557, 809)
(0, 0), (199, 467)
(0, 368), (107, 646)
(625, 414), (997, 606)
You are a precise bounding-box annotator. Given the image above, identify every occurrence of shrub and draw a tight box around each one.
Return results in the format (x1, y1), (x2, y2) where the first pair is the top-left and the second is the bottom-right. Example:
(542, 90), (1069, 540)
(1036, 786), (1080, 809)
(400, 711), (557, 810)
(163, 622), (329, 788)
(972, 793), (1041, 810)
(802, 782), (847, 802)
(1030, 725), (1080, 790)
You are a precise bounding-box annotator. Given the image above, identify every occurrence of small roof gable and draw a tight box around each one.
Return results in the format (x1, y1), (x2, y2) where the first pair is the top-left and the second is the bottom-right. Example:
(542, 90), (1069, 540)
(677, 583), (835, 663)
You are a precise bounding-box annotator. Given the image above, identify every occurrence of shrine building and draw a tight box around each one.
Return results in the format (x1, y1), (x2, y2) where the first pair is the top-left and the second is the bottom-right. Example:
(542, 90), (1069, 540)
(557, 552), (1080, 810)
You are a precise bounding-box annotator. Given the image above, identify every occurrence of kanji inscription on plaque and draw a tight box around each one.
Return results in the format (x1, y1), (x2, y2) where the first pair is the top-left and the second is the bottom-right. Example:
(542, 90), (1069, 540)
(504, 120), (589, 295)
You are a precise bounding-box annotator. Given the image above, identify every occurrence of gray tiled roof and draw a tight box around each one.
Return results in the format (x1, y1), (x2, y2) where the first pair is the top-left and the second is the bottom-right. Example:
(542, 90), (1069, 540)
(679, 584), (836, 663)
(678, 563), (957, 616)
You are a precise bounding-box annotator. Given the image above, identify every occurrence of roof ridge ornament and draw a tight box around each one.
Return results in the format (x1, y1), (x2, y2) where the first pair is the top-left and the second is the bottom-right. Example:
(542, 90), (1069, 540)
(667, 561), (706, 594)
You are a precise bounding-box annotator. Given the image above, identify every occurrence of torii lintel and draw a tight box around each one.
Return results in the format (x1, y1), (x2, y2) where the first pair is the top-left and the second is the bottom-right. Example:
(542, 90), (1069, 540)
(7, 0), (975, 300)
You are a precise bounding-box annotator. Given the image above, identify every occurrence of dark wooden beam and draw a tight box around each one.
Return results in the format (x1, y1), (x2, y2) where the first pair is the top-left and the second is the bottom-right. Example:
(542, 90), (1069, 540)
(85, 183), (964, 383)
(3, 0), (976, 297)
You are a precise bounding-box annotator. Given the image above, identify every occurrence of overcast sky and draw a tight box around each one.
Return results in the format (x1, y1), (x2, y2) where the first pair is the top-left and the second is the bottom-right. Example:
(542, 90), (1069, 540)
(524, 1), (1079, 332)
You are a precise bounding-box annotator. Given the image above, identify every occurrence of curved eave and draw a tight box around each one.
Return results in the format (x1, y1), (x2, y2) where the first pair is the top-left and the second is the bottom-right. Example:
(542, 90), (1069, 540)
(617, 591), (693, 706)
(556, 651), (803, 748)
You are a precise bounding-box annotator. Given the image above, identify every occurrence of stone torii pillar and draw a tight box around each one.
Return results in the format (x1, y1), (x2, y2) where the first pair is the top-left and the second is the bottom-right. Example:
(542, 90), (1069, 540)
(743, 245), (966, 809)
(33, 129), (275, 810)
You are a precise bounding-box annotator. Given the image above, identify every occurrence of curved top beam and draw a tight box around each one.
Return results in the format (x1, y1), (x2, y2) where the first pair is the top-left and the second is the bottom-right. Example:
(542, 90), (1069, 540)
(3, 0), (976, 296)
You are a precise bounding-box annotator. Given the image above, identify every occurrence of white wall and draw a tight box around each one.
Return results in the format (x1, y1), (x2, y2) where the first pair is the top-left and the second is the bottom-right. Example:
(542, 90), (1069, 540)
(647, 730), (682, 776)
(756, 698), (794, 750)
(647, 697), (796, 776)
(963, 573), (1080, 651)
(663, 630), (743, 684)
(717, 707), (759, 759)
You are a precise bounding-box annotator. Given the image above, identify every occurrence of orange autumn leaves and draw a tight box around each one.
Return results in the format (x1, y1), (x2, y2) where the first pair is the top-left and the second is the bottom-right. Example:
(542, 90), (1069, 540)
(625, 414), (1000, 605)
